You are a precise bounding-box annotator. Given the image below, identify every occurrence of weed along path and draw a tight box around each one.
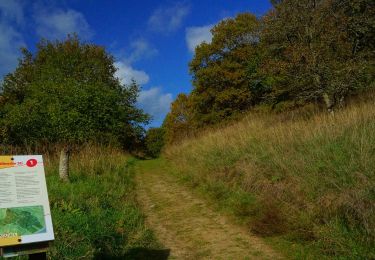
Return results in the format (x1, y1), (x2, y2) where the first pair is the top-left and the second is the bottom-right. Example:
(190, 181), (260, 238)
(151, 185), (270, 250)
(135, 159), (282, 260)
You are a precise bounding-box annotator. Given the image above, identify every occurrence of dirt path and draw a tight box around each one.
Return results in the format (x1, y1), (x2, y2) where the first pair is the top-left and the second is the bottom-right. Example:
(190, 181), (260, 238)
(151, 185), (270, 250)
(135, 160), (282, 260)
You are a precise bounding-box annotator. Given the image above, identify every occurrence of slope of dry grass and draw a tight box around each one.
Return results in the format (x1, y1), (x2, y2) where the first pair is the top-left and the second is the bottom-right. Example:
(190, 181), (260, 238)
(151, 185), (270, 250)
(164, 101), (375, 259)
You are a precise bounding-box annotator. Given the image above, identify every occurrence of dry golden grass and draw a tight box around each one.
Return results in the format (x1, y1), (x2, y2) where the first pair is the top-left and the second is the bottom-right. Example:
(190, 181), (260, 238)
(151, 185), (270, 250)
(164, 99), (375, 258)
(0, 144), (128, 176)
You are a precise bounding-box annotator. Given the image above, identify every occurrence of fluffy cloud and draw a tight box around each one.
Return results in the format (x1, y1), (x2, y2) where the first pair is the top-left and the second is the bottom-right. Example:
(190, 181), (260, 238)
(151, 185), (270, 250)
(114, 38), (156, 86)
(138, 87), (173, 122)
(127, 38), (158, 63)
(0, 24), (25, 77)
(148, 2), (190, 34)
(35, 9), (93, 40)
(114, 61), (150, 86)
(186, 24), (213, 53)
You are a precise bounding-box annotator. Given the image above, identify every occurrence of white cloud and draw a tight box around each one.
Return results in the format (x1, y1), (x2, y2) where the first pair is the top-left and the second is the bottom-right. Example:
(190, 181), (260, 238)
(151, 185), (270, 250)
(0, 0), (25, 77)
(148, 2), (190, 34)
(0, 0), (24, 25)
(138, 87), (173, 122)
(0, 23), (24, 77)
(35, 9), (93, 40)
(186, 24), (213, 53)
(127, 38), (158, 63)
(114, 61), (150, 86)
(113, 39), (157, 86)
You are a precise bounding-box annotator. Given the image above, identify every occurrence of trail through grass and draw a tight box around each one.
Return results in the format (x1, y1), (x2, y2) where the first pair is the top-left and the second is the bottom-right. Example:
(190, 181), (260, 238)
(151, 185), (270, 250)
(135, 159), (282, 260)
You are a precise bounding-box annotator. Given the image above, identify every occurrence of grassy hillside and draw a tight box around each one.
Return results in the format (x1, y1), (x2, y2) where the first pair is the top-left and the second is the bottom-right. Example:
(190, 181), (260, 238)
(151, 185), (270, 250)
(44, 147), (160, 259)
(164, 101), (375, 259)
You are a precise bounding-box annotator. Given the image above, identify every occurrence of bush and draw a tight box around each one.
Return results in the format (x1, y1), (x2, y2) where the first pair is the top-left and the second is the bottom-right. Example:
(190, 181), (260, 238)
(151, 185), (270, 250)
(145, 128), (165, 158)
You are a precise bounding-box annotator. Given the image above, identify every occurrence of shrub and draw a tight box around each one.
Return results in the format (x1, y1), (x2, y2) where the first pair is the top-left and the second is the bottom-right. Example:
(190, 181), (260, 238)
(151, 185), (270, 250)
(145, 128), (165, 158)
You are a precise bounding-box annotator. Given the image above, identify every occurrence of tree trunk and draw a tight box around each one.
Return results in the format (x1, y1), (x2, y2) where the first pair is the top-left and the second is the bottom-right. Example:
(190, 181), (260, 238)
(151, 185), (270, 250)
(59, 146), (70, 182)
(337, 95), (345, 109)
(323, 92), (335, 114)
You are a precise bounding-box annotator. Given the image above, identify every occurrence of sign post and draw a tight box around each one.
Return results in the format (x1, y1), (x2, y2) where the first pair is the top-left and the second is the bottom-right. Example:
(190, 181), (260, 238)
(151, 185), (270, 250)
(0, 156), (54, 258)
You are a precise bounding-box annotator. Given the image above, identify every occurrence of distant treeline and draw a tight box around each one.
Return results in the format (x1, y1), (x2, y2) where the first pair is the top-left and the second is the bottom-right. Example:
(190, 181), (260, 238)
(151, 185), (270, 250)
(163, 0), (374, 145)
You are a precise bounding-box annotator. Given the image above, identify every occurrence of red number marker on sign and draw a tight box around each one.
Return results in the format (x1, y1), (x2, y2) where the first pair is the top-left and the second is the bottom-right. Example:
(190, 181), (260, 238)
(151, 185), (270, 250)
(26, 159), (37, 167)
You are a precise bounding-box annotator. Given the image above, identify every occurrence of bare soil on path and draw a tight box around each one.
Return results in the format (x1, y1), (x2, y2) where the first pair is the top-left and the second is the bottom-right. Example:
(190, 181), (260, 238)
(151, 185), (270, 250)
(135, 159), (282, 260)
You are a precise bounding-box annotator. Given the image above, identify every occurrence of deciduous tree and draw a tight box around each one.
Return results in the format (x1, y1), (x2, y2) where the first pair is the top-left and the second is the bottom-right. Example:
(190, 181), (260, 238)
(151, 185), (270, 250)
(189, 13), (264, 125)
(163, 94), (193, 144)
(0, 36), (149, 181)
(260, 0), (374, 111)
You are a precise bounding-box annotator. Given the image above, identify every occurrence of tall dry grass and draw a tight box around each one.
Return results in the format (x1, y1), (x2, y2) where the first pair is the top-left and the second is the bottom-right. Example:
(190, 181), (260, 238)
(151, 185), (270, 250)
(165, 100), (375, 258)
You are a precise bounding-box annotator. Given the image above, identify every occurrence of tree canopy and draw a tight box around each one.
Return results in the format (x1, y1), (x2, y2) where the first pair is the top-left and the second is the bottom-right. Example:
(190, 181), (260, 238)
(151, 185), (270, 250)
(189, 13), (264, 126)
(260, 0), (375, 110)
(163, 93), (193, 144)
(0, 36), (149, 149)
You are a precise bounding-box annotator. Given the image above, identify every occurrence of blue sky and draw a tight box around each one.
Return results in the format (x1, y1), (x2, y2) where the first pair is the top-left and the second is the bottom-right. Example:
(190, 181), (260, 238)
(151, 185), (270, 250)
(0, 0), (272, 127)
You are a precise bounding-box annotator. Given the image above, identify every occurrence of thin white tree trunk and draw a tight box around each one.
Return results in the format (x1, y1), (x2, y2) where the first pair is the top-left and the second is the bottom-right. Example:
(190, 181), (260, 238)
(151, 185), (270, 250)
(323, 92), (334, 114)
(59, 147), (70, 182)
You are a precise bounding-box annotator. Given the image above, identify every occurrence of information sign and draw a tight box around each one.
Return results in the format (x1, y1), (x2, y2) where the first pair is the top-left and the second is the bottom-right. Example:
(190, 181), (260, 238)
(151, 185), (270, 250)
(0, 155), (54, 257)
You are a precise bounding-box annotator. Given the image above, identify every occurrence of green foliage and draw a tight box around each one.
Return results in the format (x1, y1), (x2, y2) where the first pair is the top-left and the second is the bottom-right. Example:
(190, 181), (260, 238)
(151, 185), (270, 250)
(260, 0), (375, 110)
(0, 35), (149, 149)
(145, 127), (165, 158)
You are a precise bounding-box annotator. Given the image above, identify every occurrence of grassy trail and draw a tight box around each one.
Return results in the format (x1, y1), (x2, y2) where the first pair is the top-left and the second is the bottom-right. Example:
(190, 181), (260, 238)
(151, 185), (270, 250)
(135, 159), (282, 260)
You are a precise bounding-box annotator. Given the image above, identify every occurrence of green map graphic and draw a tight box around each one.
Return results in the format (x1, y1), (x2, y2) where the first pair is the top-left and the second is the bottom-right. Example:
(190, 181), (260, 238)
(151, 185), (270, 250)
(0, 206), (46, 236)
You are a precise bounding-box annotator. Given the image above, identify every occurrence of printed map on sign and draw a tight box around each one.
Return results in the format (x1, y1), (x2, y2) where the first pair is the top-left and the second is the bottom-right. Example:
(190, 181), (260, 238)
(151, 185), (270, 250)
(0, 206), (46, 236)
(0, 156), (54, 248)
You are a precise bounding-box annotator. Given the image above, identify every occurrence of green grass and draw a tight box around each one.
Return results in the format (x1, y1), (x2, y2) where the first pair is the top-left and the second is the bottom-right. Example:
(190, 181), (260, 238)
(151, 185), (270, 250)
(43, 150), (160, 259)
(1, 148), (161, 259)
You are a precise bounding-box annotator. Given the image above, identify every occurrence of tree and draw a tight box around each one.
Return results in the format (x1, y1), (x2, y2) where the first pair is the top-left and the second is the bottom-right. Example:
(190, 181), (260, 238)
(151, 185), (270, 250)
(145, 127), (165, 158)
(163, 94), (193, 144)
(0, 35), (149, 181)
(189, 13), (265, 126)
(260, 0), (375, 111)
